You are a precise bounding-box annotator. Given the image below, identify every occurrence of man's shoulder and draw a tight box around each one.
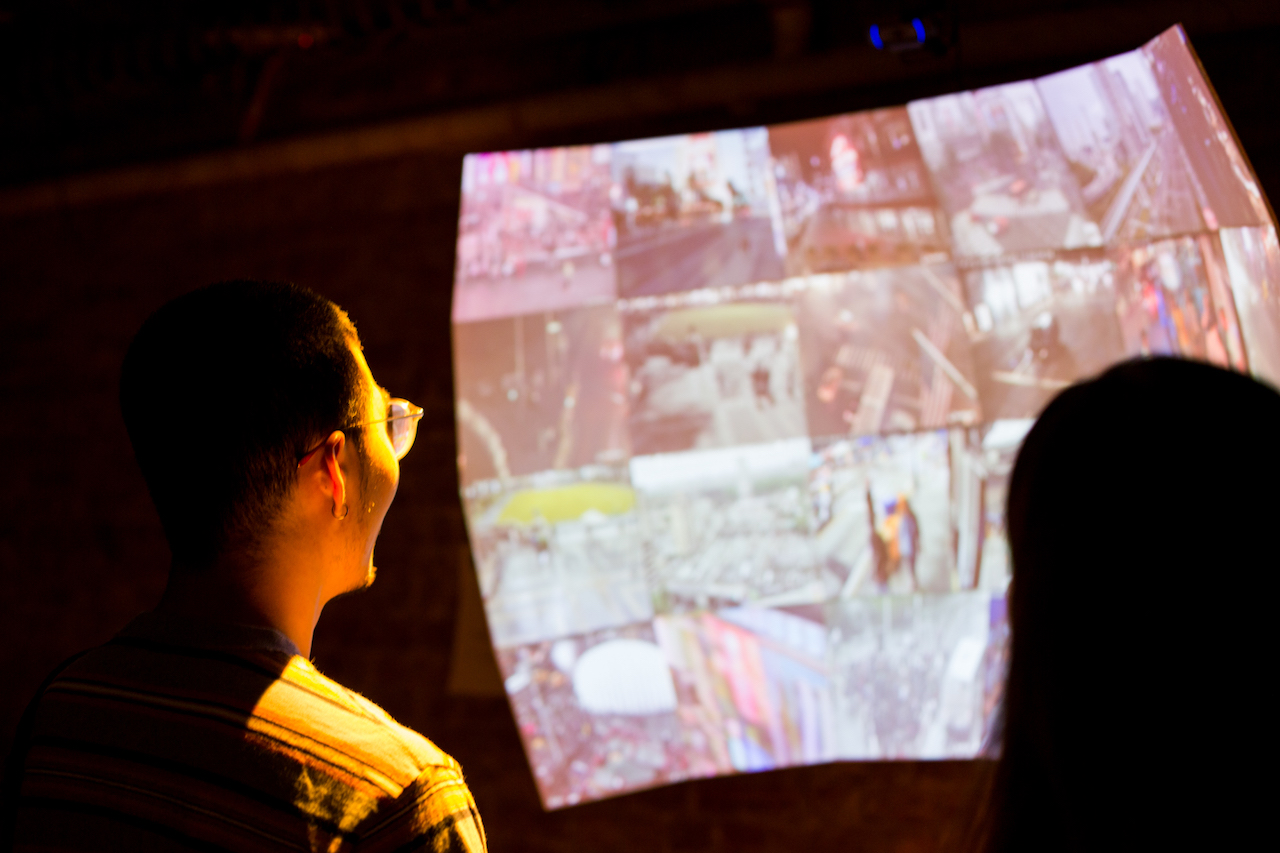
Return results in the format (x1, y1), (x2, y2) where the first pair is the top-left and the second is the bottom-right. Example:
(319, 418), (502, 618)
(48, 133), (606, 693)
(18, 632), (484, 851)
(41, 631), (453, 789)
(265, 659), (487, 851)
(276, 656), (457, 779)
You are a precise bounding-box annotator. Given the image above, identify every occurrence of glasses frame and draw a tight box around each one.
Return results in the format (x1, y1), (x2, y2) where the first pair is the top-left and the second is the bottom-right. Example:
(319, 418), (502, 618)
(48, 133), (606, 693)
(297, 396), (424, 466)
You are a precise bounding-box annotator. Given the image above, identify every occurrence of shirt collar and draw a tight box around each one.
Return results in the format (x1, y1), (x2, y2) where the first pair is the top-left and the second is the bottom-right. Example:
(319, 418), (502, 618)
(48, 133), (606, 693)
(119, 610), (302, 659)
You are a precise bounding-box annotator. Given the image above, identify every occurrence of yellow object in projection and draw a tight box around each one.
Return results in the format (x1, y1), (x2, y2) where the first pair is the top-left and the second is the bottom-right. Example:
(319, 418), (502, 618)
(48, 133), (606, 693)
(653, 303), (793, 342)
(497, 483), (636, 525)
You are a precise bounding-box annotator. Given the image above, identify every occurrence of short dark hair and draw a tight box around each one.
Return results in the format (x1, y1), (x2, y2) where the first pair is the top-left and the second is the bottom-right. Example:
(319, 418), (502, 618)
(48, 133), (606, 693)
(121, 280), (365, 568)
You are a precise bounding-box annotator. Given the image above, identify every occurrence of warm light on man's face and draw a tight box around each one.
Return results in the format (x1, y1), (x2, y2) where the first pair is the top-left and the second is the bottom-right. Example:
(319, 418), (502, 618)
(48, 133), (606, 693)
(346, 340), (400, 593)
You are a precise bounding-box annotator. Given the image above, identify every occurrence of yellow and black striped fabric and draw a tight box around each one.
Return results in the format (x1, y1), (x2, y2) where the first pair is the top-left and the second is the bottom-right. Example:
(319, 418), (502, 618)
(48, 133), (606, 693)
(8, 615), (486, 852)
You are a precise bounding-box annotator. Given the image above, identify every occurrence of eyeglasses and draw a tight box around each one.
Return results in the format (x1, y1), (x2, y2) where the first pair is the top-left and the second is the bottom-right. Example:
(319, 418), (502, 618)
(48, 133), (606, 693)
(297, 397), (424, 466)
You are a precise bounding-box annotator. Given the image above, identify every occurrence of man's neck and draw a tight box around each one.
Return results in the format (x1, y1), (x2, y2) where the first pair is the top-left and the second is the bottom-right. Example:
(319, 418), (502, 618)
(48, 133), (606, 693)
(157, 555), (324, 658)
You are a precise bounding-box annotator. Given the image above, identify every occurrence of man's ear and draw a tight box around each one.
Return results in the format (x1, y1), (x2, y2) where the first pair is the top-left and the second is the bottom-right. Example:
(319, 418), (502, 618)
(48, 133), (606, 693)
(321, 430), (348, 520)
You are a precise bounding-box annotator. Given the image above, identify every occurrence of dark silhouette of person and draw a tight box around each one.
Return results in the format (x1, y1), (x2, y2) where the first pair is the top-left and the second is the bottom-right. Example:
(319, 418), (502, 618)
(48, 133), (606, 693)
(1027, 311), (1078, 382)
(865, 488), (891, 587)
(968, 357), (1278, 853)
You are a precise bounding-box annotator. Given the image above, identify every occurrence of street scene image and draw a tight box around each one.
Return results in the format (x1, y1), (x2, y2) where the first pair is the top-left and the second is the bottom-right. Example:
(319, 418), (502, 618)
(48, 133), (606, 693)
(809, 431), (960, 597)
(826, 591), (1002, 759)
(1111, 235), (1248, 371)
(622, 300), (807, 455)
(455, 144), (619, 320)
(454, 304), (630, 485)
(767, 108), (950, 275)
(611, 130), (787, 297)
(908, 82), (1103, 257)
(655, 607), (836, 773)
(1141, 27), (1271, 230)
(793, 267), (982, 438)
(454, 146), (617, 322)
(497, 621), (731, 808)
(629, 438), (826, 613)
(1220, 226), (1280, 387)
(961, 252), (1127, 420)
(463, 466), (651, 648)
(1035, 50), (1208, 244)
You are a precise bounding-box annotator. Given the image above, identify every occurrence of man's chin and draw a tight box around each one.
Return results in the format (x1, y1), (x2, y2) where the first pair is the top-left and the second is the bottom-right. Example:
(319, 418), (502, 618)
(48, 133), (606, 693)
(333, 564), (377, 601)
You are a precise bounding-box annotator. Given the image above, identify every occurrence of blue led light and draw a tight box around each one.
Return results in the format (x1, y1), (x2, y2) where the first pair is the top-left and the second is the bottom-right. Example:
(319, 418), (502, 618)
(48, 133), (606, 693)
(912, 18), (925, 43)
(870, 24), (883, 49)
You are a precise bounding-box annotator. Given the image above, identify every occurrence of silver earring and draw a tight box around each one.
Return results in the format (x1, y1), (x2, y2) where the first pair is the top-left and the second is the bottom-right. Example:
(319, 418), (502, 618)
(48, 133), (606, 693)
(333, 503), (349, 520)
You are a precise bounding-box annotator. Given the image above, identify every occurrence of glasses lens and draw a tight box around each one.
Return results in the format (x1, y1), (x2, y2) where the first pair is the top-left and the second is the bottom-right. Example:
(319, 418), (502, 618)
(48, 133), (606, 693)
(386, 399), (421, 460)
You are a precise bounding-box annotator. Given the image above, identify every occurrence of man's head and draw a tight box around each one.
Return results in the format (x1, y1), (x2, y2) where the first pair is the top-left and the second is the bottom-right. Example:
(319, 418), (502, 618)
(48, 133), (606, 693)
(121, 280), (393, 575)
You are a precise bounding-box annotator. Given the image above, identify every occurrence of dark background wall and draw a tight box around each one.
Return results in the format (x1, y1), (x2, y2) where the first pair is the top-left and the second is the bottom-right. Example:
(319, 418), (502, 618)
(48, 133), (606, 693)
(3, 2), (1277, 850)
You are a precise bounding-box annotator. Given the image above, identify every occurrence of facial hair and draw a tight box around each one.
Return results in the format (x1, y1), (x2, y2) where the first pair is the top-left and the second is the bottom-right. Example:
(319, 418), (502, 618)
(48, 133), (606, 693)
(340, 434), (392, 597)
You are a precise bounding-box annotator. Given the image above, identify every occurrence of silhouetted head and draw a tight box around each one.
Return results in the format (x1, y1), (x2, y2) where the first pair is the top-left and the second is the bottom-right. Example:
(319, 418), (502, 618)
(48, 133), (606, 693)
(979, 357), (1279, 852)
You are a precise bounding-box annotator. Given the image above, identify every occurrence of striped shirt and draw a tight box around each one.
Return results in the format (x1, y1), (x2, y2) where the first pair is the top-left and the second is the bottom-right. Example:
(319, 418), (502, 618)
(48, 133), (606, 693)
(8, 614), (486, 852)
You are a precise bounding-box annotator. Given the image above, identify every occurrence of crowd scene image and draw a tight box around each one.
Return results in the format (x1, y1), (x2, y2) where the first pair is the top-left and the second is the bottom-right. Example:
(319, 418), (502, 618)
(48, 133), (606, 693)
(451, 27), (1280, 807)
(453, 145), (618, 323)
(827, 591), (1002, 759)
(495, 622), (730, 808)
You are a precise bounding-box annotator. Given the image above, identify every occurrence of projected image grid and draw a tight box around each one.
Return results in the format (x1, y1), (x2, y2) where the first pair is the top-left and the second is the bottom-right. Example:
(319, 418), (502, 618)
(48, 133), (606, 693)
(452, 26), (1278, 808)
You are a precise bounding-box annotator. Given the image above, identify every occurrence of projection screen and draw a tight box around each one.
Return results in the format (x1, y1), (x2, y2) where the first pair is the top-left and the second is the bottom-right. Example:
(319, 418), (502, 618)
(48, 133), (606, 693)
(450, 25), (1280, 808)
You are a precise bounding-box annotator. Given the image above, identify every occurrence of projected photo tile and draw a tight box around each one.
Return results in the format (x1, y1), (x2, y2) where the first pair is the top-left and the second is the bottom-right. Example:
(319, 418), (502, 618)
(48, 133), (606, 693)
(496, 621), (733, 808)
(1140, 28), (1271, 231)
(453, 145), (617, 323)
(463, 466), (651, 648)
(1220, 226), (1280, 387)
(454, 304), (630, 486)
(654, 607), (837, 773)
(629, 438), (829, 614)
(908, 81), (1103, 258)
(622, 298), (808, 455)
(794, 267), (982, 439)
(612, 129), (787, 298)
(1035, 50), (1211, 244)
(810, 431), (970, 597)
(826, 591), (1006, 760)
(1111, 234), (1248, 372)
(767, 108), (950, 276)
(961, 250), (1127, 420)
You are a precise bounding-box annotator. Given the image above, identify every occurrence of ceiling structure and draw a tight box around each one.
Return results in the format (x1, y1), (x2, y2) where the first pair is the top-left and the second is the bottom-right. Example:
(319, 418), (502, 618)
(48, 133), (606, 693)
(2, 0), (1279, 193)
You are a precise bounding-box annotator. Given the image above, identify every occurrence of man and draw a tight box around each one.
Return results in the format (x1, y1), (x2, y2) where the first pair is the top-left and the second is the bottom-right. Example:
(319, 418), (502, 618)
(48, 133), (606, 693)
(3, 281), (486, 852)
